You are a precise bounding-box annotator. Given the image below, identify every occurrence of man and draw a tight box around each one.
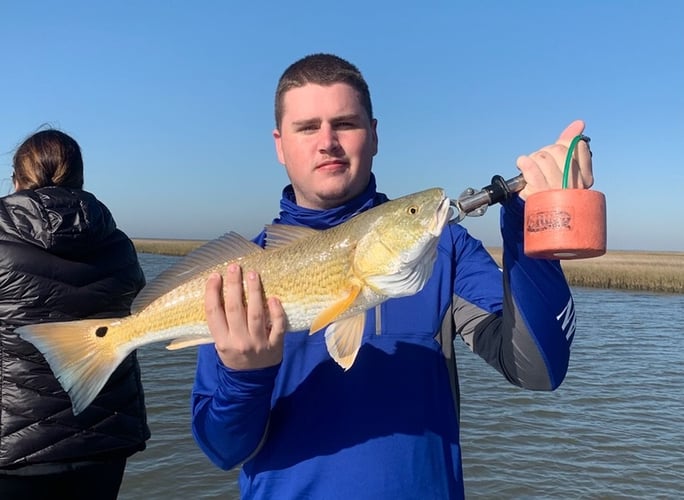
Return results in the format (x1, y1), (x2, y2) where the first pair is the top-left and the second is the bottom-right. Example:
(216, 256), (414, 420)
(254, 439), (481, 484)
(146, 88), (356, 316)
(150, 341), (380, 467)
(192, 53), (593, 499)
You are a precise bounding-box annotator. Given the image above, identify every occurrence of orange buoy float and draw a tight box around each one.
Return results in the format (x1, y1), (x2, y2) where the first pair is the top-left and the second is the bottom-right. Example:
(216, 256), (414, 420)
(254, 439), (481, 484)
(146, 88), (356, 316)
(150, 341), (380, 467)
(523, 134), (606, 259)
(523, 188), (606, 259)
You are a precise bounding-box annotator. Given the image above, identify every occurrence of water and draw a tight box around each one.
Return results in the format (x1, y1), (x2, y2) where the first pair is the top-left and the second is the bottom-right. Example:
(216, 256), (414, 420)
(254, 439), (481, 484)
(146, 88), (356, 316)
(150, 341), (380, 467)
(118, 254), (684, 499)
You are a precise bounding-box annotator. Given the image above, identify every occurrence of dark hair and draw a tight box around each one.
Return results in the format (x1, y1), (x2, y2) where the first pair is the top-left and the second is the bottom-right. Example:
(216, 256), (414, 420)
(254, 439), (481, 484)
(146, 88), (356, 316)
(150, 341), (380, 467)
(12, 129), (84, 190)
(274, 53), (373, 130)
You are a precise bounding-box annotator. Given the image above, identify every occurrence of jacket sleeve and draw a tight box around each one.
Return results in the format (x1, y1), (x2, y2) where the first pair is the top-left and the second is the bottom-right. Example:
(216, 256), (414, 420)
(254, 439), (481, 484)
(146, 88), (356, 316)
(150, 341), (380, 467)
(454, 195), (575, 391)
(191, 344), (280, 470)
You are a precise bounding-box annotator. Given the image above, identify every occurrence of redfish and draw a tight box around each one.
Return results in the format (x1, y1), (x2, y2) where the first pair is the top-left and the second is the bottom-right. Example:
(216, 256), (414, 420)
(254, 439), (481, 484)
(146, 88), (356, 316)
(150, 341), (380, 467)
(16, 188), (452, 414)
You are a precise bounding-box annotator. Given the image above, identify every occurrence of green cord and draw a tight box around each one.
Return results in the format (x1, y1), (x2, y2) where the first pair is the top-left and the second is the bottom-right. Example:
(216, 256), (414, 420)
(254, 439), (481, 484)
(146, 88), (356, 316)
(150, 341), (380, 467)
(562, 134), (591, 189)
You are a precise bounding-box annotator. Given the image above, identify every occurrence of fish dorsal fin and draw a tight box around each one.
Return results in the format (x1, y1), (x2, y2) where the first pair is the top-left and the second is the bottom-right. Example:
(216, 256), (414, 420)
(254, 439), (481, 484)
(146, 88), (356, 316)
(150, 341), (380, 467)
(132, 232), (263, 313)
(263, 224), (319, 250)
(324, 314), (366, 370)
(309, 283), (362, 335)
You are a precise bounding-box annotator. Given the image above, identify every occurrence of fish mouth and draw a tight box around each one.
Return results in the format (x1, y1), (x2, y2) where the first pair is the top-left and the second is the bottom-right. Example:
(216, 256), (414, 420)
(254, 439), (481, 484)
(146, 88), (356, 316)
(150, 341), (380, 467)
(429, 192), (452, 236)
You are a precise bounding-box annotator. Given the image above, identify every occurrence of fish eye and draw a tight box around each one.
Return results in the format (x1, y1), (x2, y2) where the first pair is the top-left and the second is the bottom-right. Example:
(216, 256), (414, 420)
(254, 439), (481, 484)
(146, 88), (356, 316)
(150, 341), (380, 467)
(407, 205), (419, 215)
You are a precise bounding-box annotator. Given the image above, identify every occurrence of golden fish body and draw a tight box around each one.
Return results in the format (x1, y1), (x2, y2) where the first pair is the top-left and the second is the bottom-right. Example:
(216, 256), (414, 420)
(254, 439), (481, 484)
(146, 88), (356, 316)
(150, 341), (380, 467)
(17, 187), (451, 414)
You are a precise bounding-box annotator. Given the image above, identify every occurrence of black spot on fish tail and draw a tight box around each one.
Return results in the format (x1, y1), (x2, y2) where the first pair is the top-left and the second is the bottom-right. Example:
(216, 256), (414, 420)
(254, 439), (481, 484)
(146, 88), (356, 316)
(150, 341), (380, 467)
(95, 326), (108, 337)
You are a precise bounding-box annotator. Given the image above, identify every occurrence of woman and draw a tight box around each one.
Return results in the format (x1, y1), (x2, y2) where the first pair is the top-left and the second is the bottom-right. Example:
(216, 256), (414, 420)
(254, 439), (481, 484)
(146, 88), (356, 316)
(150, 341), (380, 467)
(0, 129), (149, 499)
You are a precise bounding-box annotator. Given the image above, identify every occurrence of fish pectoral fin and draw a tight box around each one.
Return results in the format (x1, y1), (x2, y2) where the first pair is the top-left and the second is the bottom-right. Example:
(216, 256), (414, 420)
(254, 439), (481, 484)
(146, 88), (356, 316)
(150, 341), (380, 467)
(309, 284), (362, 335)
(166, 336), (214, 350)
(324, 314), (366, 370)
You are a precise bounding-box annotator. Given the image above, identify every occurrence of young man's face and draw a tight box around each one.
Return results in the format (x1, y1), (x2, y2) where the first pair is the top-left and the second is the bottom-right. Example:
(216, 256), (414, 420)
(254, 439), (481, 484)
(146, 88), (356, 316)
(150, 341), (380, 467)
(273, 83), (378, 210)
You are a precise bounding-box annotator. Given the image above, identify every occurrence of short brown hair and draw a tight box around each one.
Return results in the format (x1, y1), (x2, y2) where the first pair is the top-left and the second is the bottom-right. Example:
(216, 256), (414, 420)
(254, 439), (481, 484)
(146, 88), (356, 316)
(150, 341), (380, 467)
(12, 129), (84, 190)
(274, 53), (373, 130)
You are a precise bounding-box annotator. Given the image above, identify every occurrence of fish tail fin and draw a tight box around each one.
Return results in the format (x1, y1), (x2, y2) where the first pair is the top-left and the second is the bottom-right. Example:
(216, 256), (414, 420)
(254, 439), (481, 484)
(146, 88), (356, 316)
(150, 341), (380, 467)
(15, 318), (130, 415)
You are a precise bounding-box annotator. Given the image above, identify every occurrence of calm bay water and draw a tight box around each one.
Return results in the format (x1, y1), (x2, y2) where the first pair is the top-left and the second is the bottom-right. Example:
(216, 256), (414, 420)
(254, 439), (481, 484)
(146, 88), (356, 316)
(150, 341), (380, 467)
(118, 253), (684, 499)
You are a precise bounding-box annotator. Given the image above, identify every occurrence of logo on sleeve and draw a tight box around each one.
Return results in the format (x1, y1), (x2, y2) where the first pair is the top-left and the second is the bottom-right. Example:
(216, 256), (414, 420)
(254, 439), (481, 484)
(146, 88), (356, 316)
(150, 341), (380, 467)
(556, 297), (576, 341)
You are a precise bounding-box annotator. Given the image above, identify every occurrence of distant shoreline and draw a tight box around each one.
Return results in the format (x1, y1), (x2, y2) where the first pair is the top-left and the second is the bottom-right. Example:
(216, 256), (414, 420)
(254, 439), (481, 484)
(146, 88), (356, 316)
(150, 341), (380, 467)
(132, 239), (684, 294)
(133, 238), (208, 256)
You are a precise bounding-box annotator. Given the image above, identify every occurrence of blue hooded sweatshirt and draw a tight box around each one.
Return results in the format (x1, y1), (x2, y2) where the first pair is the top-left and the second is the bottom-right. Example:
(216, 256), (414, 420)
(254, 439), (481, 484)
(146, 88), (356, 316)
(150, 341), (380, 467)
(192, 175), (575, 499)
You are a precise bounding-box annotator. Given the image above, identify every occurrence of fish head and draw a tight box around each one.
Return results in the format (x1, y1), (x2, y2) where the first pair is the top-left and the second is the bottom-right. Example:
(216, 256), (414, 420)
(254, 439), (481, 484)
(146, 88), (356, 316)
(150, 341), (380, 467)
(352, 188), (452, 297)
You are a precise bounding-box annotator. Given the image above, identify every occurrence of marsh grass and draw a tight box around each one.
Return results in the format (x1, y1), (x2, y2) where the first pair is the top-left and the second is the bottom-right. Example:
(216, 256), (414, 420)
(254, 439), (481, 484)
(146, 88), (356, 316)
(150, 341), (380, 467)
(487, 248), (684, 294)
(133, 239), (683, 294)
(132, 238), (207, 256)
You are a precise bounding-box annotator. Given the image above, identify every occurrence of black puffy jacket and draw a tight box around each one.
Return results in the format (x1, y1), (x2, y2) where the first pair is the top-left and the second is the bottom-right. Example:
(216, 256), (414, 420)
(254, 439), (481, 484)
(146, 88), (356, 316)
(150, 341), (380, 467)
(0, 186), (150, 473)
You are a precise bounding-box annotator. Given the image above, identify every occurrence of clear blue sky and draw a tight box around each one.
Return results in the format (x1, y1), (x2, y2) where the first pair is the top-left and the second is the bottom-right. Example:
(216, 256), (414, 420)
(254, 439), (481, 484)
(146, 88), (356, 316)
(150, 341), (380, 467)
(1, 1), (682, 251)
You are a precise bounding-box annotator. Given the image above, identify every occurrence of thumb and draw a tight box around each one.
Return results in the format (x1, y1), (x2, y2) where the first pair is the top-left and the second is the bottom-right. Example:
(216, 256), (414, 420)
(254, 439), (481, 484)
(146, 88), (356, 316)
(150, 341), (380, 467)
(557, 119), (585, 145)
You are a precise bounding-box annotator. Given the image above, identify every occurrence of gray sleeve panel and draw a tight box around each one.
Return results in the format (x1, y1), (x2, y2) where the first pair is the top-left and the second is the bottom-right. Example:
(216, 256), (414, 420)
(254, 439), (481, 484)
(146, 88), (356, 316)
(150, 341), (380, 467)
(453, 271), (553, 391)
(435, 303), (460, 422)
